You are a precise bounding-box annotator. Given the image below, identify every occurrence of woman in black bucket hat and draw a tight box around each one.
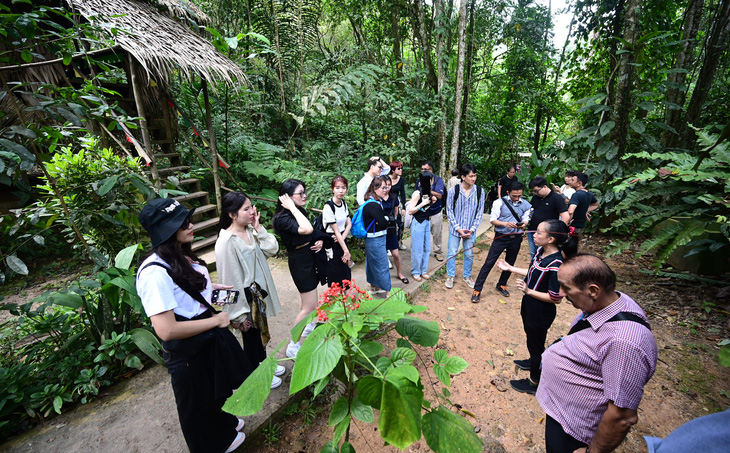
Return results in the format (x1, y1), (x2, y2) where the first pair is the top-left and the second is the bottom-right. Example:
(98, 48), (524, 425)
(136, 198), (251, 453)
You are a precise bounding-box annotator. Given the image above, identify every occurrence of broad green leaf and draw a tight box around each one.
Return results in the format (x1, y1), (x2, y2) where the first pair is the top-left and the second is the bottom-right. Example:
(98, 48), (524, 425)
(63, 53), (72, 65)
(387, 365), (419, 384)
(97, 175), (119, 196)
(340, 441), (355, 453)
(9, 125), (36, 138)
(422, 405), (483, 453)
(396, 316), (440, 347)
(89, 247), (109, 268)
(434, 349), (448, 363)
(114, 244), (139, 270)
(379, 380), (422, 449)
(312, 376), (330, 398)
(630, 121), (646, 134)
(320, 441), (339, 453)
(433, 363), (450, 386)
(6, 254), (28, 275)
(350, 395), (374, 423)
(129, 327), (163, 365)
(356, 376), (382, 409)
(357, 340), (383, 357)
(223, 350), (280, 416)
(290, 324), (343, 394)
(48, 292), (83, 309)
(375, 356), (392, 375)
(224, 36), (238, 49)
(290, 311), (315, 342)
(599, 121), (615, 137)
(391, 347), (416, 365)
(124, 354), (143, 369)
(396, 338), (412, 349)
(638, 101), (655, 112)
(0, 138), (35, 163)
(333, 414), (350, 444)
(329, 397), (349, 426)
(53, 396), (63, 414)
(443, 356), (469, 375)
(409, 304), (428, 313)
(342, 320), (361, 338)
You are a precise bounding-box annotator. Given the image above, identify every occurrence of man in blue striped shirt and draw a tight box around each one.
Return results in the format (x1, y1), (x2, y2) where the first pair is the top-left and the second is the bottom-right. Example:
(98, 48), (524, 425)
(445, 163), (486, 289)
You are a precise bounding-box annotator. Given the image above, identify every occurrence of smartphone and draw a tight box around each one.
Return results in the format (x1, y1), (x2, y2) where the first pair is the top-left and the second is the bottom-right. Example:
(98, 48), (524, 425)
(515, 222), (525, 227)
(211, 289), (240, 305)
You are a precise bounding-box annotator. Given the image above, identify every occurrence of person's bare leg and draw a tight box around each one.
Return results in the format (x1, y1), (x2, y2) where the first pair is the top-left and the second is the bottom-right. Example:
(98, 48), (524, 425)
(294, 289), (318, 325)
(392, 249), (406, 280)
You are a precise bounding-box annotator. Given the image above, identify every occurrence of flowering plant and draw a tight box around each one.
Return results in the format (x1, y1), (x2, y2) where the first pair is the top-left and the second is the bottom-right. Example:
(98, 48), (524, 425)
(224, 282), (481, 453)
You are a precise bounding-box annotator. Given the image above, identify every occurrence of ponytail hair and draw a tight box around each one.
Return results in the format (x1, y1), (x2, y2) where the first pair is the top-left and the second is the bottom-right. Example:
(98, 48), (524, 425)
(541, 219), (579, 259)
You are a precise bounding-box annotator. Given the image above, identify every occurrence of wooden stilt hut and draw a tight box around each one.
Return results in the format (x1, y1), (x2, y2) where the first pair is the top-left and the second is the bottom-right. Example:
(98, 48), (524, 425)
(1, 0), (245, 254)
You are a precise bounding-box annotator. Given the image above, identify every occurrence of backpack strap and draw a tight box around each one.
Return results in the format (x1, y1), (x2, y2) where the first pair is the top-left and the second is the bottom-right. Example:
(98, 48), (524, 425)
(139, 262), (215, 312)
(502, 196), (524, 224)
(567, 311), (651, 336)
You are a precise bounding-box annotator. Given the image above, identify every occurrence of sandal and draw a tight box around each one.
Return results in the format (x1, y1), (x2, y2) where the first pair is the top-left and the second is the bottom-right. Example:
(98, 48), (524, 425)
(399, 277), (410, 284)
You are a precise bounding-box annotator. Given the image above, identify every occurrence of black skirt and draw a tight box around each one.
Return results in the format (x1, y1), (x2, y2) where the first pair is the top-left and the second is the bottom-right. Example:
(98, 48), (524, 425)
(327, 241), (352, 286)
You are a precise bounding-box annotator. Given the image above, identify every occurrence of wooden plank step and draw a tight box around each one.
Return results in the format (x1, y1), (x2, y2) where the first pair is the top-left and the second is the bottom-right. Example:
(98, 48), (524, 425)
(192, 204), (217, 216)
(156, 165), (189, 175)
(193, 218), (219, 232)
(179, 178), (199, 185)
(174, 191), (208, 202)
(155, 153), (181, 159)
(152, 139), (174, 145)
(191, 235), (217, 252)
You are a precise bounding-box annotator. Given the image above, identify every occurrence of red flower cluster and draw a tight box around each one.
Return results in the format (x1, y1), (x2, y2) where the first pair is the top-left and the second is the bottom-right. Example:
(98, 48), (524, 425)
(316, 280), (371, 322)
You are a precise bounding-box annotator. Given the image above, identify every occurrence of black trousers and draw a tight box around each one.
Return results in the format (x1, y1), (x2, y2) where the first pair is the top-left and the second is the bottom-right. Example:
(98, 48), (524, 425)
(545, 415), (587, 453)
(474, 233), (523, 291)
(521, 297), (557, 383)
(165, 348), (238, 453)
(242, 326), (267, 364)
(327, 240), (352, 287)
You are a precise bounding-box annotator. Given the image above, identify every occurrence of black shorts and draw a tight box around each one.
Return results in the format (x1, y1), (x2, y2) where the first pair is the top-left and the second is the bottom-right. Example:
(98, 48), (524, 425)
(386, 232), (398, 251)
(287, 246), (318, 293)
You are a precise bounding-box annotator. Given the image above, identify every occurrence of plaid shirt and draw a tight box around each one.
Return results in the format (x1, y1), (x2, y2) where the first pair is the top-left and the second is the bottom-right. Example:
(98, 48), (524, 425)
(446, 184), (485, 236)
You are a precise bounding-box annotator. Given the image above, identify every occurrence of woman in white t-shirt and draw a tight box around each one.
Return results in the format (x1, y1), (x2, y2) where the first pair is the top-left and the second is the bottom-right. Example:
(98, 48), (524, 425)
(136, 198), (248, 453)
(322, 175), (353, 286)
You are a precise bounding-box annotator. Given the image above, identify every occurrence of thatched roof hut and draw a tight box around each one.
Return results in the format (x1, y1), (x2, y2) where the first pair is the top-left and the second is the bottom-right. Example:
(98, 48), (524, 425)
(67, 0), (245, 86)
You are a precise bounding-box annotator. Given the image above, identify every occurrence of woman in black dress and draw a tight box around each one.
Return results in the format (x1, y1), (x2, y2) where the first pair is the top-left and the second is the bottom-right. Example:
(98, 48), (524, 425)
(272, 179), (323, 359)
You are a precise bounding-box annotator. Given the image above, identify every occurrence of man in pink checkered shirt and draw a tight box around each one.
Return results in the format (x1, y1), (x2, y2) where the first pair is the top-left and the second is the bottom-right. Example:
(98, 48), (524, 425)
(537, 254), (658, 453)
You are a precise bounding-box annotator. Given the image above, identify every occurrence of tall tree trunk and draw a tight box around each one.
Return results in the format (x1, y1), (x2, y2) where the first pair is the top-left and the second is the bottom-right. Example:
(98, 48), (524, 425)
(532, 0), (551, 158)
(413, 0), (438, 93)
(448, 0), (468, 173)
(609, 0), (641, 158)
(663, 0), (705, 148)
(272, 0), (286, 111)
(460, 0), (476, 133)
(392, 2), (410, 138)
(542, 13), (575, 146)
(679, 0), (730, 150)
(435, 0), (447, 170)
(603, 0), (627, 119)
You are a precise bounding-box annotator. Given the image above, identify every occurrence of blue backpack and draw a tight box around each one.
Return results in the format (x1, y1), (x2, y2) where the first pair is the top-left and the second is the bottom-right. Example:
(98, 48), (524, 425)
(351, 199), (376, 238)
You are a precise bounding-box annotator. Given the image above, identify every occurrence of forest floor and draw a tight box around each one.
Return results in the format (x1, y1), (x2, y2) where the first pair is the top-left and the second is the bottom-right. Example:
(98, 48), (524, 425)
(247, 235), (730, 453)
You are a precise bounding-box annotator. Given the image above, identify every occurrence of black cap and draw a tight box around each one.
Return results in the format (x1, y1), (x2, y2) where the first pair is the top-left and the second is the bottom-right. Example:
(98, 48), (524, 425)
(139, 198), (196, 247)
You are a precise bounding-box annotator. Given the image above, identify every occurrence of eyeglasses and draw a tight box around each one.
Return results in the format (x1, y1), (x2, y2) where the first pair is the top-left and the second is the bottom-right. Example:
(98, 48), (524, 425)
(293, 191), (307, 197)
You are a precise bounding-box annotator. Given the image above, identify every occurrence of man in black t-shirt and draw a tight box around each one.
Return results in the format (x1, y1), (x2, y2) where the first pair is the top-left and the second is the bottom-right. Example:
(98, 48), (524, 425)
(497, 165), (518, 198)
(527, 177), (569, 261)
(567, 172), (599, 235)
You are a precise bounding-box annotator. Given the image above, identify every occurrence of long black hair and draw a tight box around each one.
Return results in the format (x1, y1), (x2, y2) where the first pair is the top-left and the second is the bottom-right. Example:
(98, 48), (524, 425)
(365, 176), (389, 201)
(541, 219), (579, 259)
(219, 191), (250, 231)
(141, 235), (207, 292)
(272, 178), (307, 235)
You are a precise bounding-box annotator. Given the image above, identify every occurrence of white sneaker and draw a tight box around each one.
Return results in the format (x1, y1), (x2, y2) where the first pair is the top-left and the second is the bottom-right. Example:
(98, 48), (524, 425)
(463, 277), (475, 289)
(274, 365), (286, 377)
(388, 258), (393, 269)
(301, 322), (316, 340)
(399, 243), (407, 250)
(225, 432), (245, 453)
(271, 375), (283, 389)
(445, 276), (454, 289)
(286, 341), (301, 359)
(387, 250), (393, 256)
(235, 419), (245, 431)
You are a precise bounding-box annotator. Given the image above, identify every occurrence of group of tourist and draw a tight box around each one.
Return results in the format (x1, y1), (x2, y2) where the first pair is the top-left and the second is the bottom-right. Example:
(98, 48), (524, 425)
(133, 158), (662, 453)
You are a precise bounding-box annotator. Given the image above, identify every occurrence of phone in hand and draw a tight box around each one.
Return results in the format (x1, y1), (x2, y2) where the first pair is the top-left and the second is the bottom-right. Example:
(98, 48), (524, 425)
(515, 222), (525, 228)
(211, 289), (240, 305)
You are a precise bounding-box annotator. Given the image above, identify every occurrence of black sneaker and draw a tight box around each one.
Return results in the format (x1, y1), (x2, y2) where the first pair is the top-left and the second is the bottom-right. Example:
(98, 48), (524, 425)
(510, 378), (537, 395)
(470, 290), (481, 303)
(496, 285), (510, 297)
(513, 359), (531, 371)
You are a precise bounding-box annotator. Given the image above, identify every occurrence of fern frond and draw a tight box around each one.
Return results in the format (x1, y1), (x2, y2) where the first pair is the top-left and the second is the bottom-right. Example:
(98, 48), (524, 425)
(654, 221), (709, 268)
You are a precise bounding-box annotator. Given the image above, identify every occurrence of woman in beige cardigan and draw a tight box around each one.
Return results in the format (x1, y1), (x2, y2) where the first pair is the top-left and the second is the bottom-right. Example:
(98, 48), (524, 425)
(215, 191), (286, 389)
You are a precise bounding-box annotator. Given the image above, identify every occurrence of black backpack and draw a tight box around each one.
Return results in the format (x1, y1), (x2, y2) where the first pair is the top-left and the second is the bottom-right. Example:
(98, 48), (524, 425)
(313, 200), (341, 233)
(452, 184), (484, 218)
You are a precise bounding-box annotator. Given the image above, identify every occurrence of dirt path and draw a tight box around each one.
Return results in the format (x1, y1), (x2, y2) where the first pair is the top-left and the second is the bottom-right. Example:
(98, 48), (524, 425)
(256, 235), (730, 453)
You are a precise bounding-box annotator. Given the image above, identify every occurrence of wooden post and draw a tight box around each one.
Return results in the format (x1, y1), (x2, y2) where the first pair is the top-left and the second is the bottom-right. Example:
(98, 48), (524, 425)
(202, 77), (222, 214)
(127, 54), (160, 185)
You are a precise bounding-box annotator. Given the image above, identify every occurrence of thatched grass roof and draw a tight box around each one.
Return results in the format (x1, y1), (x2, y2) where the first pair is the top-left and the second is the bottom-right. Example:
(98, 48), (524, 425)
(145, 0), (211, 25)
(67, 0), (245, 86)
